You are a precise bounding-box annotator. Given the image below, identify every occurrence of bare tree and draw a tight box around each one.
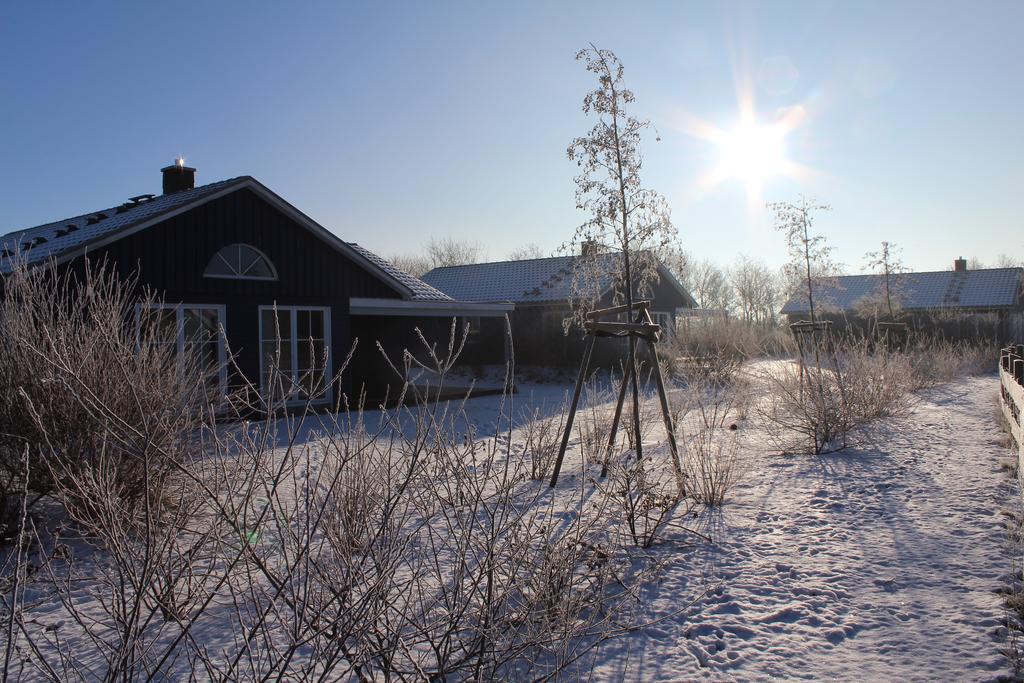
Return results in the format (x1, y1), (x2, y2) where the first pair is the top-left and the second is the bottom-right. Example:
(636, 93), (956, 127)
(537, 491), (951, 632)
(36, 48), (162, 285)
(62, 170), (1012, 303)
(389, 237), (485, 277)
(566, 45), (677, 461)
(426, 236), (485, 269)
(731, 255), (781, 326)
(388, 253), (432, 277)
(862, 240), (907, 319)
(994, 253), (1024, 268)
(966, 256), (986, 270)
(684, 258), (734, 312)
(654, 243), (689, 287)
(768, 197), (834, 324)
(506, 243), (546, 261)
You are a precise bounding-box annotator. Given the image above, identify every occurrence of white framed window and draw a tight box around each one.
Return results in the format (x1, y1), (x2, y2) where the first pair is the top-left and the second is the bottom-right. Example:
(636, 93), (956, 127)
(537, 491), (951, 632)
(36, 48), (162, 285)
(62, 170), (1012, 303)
(204, 244), (278, 281)
(136, 303), (227, 392)
(258, 305), (331, 403)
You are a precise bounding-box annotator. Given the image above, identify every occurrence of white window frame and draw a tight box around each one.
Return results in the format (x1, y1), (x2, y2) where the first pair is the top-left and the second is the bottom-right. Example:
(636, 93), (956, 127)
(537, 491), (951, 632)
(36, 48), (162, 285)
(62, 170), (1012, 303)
(135, 303), (228, 391)
(258, 305), (332, 405)
(203, 244), (279, 281)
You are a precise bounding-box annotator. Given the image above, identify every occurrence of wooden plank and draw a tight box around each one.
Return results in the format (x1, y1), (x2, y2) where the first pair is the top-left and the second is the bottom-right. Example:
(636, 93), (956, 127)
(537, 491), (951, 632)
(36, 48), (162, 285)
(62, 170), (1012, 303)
(549, 333), (596, 488)
(1000, 366), (1024, 474)
(645, 336), (684, 494)
(585, 300), (650, 320)
(601, 356), (633, 478)
(584, 321), (661, 334)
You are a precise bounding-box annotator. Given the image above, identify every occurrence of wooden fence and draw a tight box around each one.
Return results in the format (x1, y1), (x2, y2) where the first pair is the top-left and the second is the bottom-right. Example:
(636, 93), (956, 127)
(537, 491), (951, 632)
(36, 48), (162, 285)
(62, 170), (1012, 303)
(999, 345), (1024, 468)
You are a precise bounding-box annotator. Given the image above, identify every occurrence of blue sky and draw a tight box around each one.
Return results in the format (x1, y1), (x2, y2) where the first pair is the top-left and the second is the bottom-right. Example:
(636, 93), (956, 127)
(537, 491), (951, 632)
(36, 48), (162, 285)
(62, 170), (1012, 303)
(2, 1), (1021, 272)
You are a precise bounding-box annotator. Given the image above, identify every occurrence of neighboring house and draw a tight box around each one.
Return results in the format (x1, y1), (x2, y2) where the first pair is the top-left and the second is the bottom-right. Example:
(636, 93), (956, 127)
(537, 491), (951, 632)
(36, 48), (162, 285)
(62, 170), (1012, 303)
(0, 161), (512, 407)
(422, 253), (697, 366)
(780, 258), (1024, 341)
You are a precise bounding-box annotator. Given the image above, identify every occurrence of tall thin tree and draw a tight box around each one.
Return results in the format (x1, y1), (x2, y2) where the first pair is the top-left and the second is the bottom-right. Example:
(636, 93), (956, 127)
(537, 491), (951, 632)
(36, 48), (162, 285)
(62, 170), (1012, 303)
(863, 240), (906, 319)
(567, 45), (676, 460)
(769, 196), (833, 325)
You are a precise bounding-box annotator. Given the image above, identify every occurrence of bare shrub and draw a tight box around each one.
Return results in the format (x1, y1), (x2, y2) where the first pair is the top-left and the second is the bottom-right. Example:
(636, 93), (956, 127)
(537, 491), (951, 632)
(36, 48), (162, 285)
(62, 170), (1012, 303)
(1, 307), (660, 679)
(758, 362), (849, 454)
(579, 378), (614, 465)
(840, 345), (915, 422)
(600, 453), (685, 548)
(666, 317), (794, 384)
(0, 260), (215, 526)
(679, 380), (747, 506)
(520, 399), (566, 480)
(758, 342), (915, 454)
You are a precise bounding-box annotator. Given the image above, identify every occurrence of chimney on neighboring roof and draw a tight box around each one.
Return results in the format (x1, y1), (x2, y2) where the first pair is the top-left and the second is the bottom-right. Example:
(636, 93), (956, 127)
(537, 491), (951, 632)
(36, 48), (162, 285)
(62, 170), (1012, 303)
(954, 256), (967, 272)
(161, 157), (195, 194)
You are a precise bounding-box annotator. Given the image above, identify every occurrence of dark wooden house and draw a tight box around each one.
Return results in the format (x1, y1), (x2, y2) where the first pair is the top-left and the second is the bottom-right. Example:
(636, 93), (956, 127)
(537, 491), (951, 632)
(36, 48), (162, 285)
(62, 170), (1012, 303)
(422, 253), (697, 367)
(780, 258), (1024, 342)
(0, 162), (512, 407)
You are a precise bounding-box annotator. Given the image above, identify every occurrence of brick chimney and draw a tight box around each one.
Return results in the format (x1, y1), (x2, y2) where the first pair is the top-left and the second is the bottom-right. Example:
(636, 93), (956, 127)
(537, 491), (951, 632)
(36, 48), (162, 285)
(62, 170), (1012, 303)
(161, 158), (196, 194)
(953, 256), (967, 272)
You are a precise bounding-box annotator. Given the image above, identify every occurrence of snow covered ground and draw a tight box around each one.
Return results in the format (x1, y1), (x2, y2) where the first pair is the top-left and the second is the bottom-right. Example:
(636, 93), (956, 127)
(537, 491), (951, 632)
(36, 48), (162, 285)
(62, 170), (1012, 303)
(348, 368), (1018, 679)
(590, 374), (1017, 680)
(4, 370), (1017, 680)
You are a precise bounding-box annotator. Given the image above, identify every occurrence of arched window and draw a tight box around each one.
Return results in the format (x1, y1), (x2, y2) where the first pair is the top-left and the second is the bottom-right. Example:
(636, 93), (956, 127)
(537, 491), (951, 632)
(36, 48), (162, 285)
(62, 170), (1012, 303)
(204, 244), (277, 280)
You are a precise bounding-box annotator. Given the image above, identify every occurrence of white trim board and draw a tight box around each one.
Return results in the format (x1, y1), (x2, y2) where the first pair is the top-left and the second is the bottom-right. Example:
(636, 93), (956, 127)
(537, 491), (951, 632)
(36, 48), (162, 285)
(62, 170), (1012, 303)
(349, 297), (513, 317)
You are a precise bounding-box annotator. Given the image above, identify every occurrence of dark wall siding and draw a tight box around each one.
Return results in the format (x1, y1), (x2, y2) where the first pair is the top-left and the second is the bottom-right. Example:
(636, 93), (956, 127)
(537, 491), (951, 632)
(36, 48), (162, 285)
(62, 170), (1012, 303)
(73, 188), (403, 399)
(507, 276), (693, 367)
(350, 315), (473, 403)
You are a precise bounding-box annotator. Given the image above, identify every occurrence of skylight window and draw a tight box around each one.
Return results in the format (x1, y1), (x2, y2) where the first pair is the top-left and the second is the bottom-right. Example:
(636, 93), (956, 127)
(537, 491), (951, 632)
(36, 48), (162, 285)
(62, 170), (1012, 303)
(204, 244), (277, 280)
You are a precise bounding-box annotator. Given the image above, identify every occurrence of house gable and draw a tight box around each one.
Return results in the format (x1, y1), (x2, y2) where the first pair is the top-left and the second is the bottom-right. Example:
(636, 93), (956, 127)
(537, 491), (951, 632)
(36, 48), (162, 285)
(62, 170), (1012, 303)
(86, 187), (403, 303)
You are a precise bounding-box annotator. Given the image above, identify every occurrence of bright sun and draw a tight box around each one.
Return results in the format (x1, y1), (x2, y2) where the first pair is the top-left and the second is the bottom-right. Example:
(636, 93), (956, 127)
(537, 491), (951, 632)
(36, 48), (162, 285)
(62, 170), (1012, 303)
(672, 98), (810, 209)
(703, 114), (799, 207)
(717, 122), (786, 185)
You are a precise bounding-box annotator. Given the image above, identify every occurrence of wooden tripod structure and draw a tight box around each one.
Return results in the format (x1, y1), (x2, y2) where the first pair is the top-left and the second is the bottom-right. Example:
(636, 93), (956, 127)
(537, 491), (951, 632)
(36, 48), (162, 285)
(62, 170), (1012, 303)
(548, 300), (683, 488)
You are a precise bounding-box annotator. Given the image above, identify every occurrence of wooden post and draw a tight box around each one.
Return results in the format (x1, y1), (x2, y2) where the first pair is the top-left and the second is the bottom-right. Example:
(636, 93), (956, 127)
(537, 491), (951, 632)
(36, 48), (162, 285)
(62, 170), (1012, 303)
(503, 314), (514, 395)
(549, 333), (596, 488)
(1015, 358), (1024, 385)
(601, 358), (633, 478)
(645, 335), (684, 492)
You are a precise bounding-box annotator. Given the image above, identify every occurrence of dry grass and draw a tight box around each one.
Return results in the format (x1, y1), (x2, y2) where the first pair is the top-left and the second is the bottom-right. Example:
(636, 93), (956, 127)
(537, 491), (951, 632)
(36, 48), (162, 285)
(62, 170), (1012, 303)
(906, 339), (998, 390)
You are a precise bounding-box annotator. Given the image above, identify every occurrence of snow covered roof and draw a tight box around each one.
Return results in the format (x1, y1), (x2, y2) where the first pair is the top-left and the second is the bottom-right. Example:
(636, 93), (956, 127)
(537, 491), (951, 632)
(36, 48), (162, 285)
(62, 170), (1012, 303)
(422, 254), (613, 303)
(780, 268), (1024, 315)
(0, 177), (248, 273)
(422, 253), (696, 307)
(0, 177), (454, 306)
(347, 244), (452, 302)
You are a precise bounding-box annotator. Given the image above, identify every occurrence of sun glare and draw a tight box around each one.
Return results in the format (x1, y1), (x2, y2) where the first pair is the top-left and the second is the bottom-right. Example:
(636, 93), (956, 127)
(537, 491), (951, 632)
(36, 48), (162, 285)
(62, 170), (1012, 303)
(717, 122), (786, 185)
(672, 83), (812, 209)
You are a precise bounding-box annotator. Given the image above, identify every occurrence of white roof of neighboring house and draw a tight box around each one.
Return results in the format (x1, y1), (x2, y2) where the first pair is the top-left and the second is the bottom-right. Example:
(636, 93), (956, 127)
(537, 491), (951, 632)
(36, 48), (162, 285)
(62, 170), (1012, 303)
(780, 268), (1024, 315)
(422, 253), (697, 307)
